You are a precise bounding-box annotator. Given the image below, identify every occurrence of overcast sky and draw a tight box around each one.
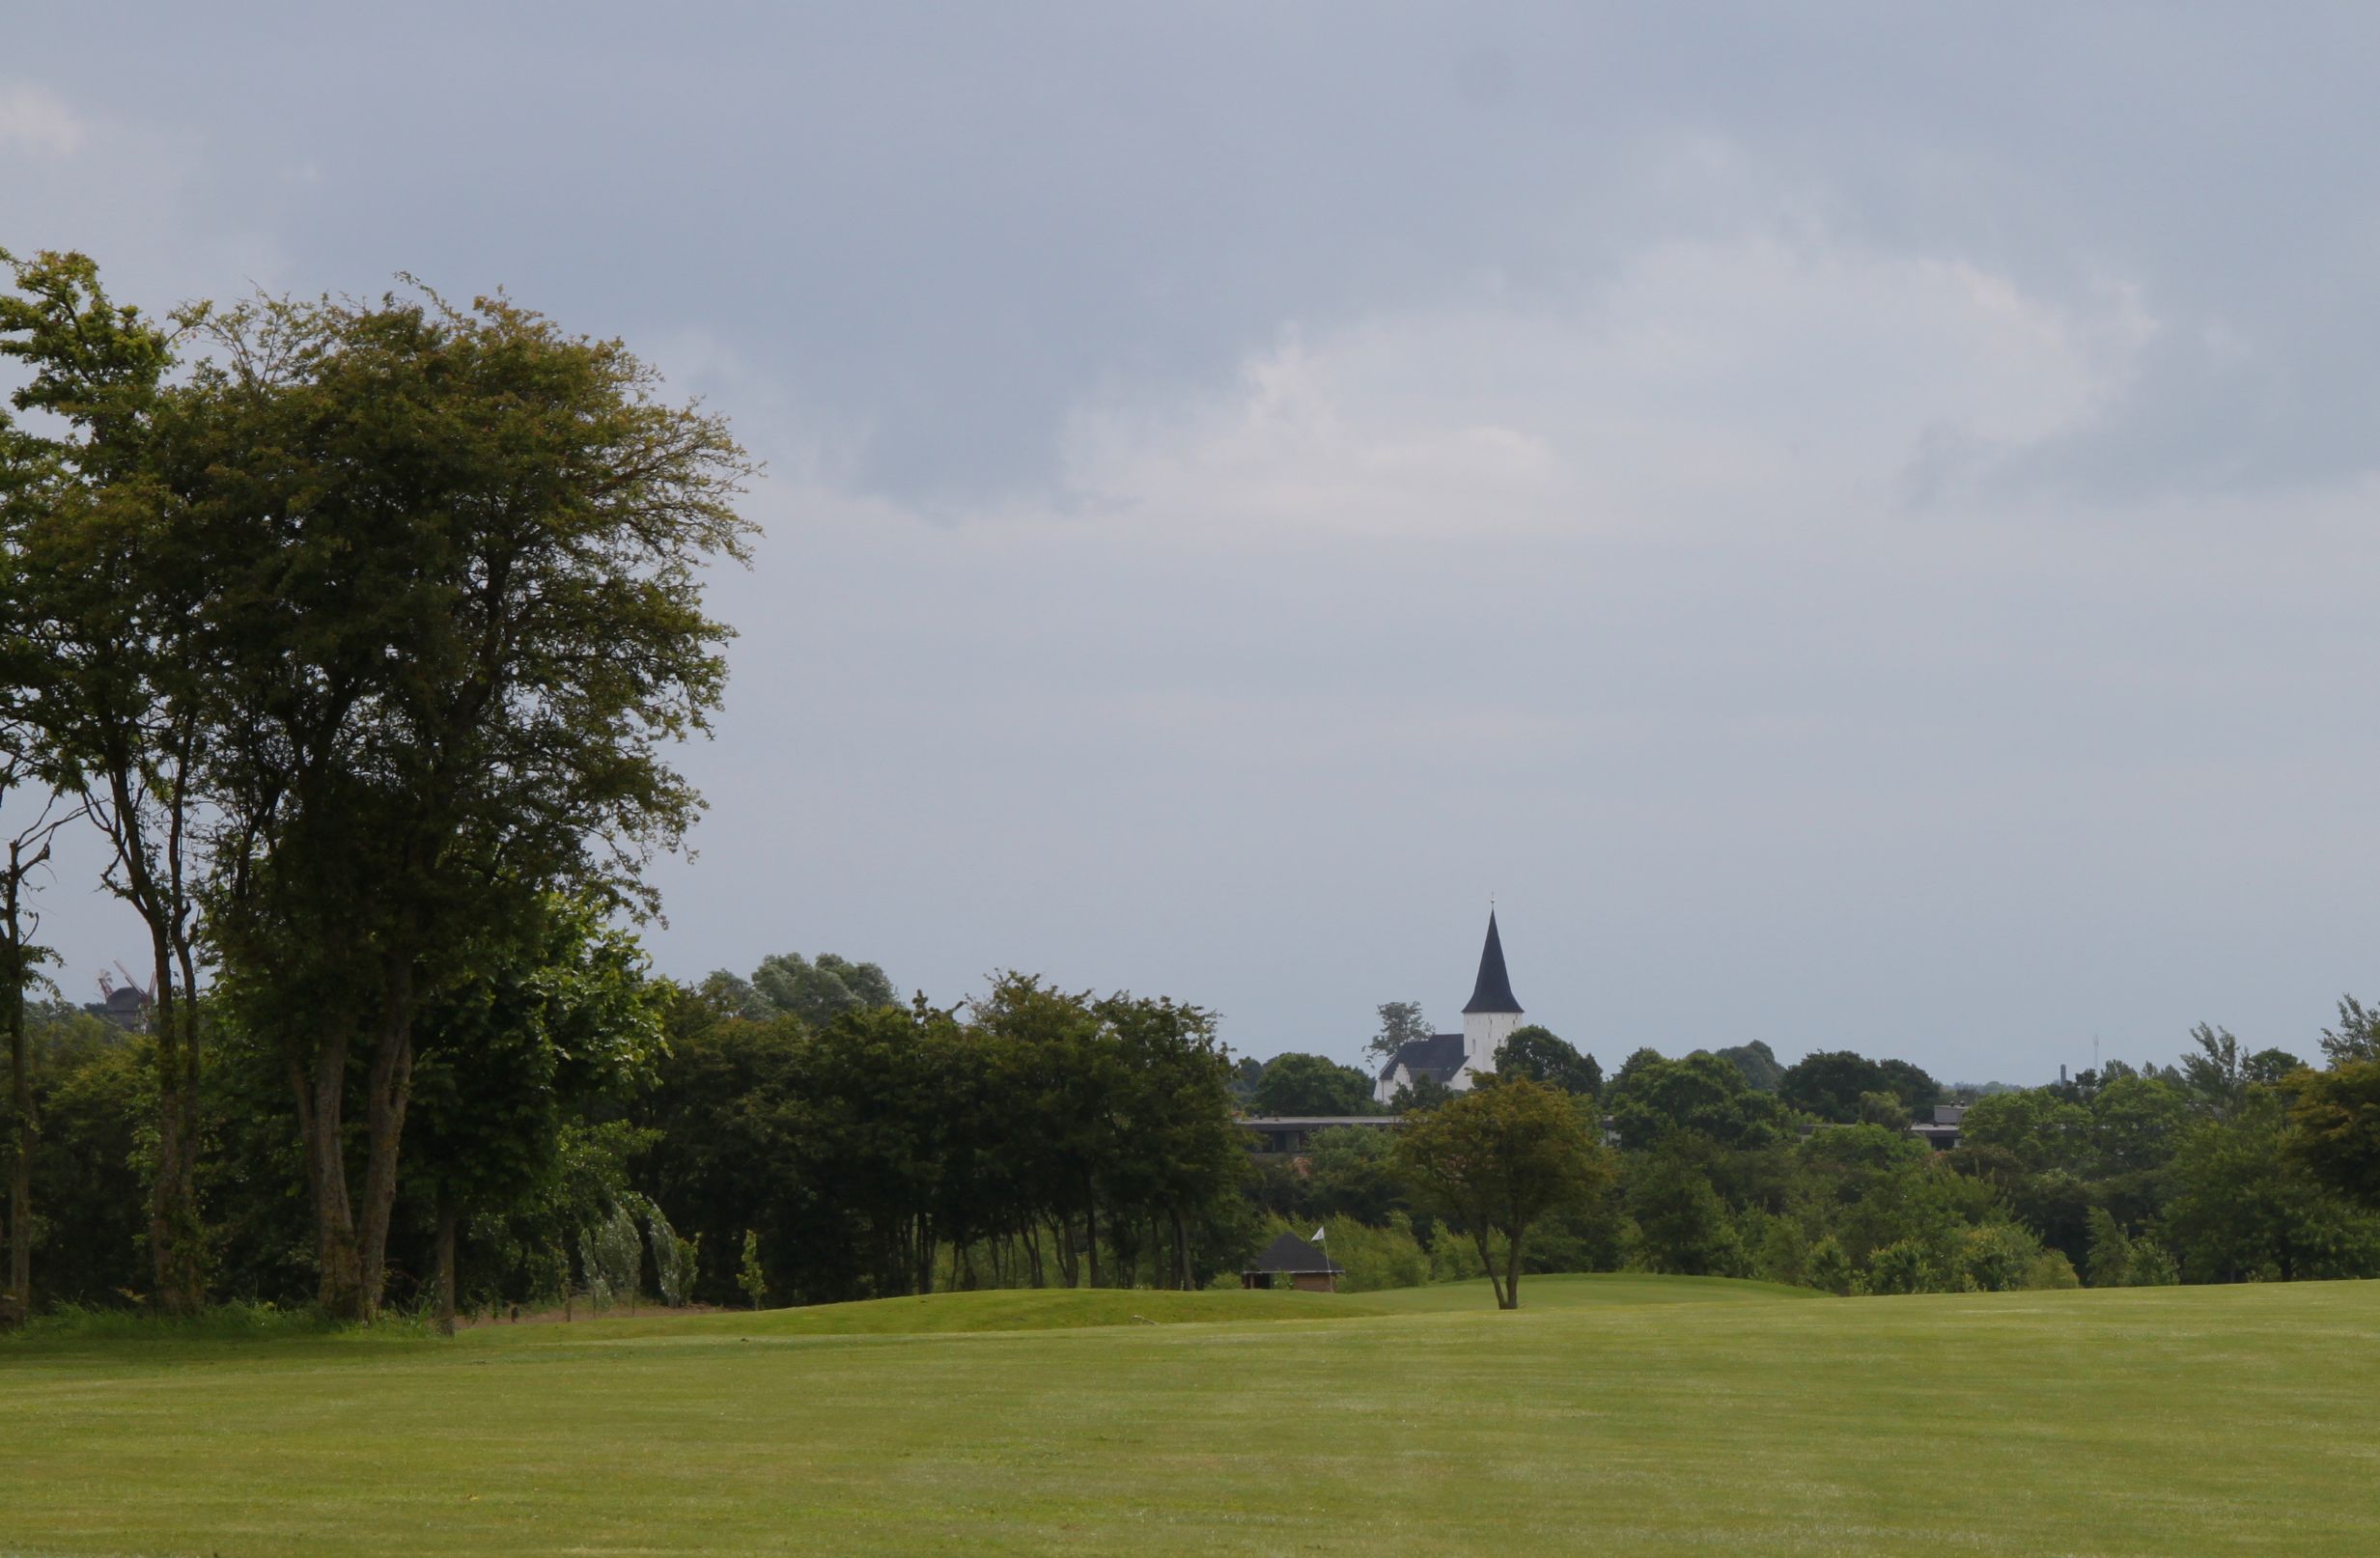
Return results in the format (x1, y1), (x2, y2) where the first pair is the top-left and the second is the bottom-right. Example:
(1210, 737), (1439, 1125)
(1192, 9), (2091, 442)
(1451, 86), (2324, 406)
(9, 3), (2380, 1082)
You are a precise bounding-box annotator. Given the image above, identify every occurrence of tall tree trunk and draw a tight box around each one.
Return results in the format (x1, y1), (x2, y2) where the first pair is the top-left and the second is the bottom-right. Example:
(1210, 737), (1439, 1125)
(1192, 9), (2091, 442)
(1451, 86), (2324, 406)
(145, 921), (205, 1317)
(5, 901), (31, 1325)
(1085, 1198), (1102, 1289)
(434, 1199), (459, 1337)
(1501, 1228), (1524, 1311)
(354, 966), (419, 1319)
(1472, 1226), (1505, 1309)
(108, 761), (207, 1320)
(1172, 1210), (1190, 1292)
(294, 1027), (365, 1318)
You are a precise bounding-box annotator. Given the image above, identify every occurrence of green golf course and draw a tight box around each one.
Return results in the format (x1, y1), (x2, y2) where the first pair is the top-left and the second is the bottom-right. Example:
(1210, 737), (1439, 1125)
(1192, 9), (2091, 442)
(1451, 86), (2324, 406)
(5, 1274), (2374, 1556)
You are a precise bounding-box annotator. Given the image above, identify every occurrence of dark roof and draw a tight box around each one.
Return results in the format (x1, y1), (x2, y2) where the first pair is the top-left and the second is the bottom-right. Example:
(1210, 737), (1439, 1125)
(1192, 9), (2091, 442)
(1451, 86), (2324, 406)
(1379, 1032), (1466, 1082)
(1239, 1116), (1405, 1129)
(1461, 910), (1522, 1015)
(1243, 1231), (1346, 1276)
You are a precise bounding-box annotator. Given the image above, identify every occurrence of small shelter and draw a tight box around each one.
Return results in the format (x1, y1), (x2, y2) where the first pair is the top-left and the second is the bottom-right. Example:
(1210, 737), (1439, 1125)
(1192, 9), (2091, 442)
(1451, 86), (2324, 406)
(1241, 1231), (1346, 1294)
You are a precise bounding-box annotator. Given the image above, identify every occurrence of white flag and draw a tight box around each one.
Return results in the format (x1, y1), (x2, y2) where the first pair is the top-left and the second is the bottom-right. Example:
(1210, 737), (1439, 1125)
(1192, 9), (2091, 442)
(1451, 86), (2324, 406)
(1311, 1226), (1327, 1241)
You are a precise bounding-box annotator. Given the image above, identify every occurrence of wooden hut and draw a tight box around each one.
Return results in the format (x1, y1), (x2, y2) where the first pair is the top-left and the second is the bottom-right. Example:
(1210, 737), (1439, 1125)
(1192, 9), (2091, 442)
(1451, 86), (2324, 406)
(1240, 1231), (1346, 1294)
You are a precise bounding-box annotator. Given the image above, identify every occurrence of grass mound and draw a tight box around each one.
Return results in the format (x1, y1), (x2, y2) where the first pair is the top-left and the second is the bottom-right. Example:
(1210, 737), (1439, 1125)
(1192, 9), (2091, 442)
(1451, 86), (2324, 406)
(1357, 1271), (1825, 1312)
(469, 1284), (1381, 1345)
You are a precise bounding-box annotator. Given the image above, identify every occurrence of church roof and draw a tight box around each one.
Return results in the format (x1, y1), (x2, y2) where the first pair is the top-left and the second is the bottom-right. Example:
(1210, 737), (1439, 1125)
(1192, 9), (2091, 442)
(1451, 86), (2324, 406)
(1380, 1032), (1466, 1082)
(1461, 910), (1522, 1015)
(1243, 1231), (1346, 1276)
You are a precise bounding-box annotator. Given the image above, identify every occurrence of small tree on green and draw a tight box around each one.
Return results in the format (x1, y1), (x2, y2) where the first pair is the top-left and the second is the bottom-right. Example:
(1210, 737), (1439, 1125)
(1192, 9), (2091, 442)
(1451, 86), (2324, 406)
(2085, 1207), (2134, 1288)
(738, 1229), (768, 1310)
(1390, 1077), (1612, 1309)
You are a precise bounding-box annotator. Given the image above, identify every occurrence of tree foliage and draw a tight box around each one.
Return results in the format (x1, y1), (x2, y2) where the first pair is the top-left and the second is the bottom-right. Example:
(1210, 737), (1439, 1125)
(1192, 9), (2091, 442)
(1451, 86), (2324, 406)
(1779, 1050), (1942, 1125)
(1367, 1001), (1432, 1064)
(1606, 1048), (1789, 1152)
(1, 248), (211, 1314)
(1391, 1077), (1612, 1309)
(1250, 1052), (1378, 1116)
(2285, 1059), (2380, 1210)
(746, 953), (898, 1028)
(1498, 1024), (1602, 1096)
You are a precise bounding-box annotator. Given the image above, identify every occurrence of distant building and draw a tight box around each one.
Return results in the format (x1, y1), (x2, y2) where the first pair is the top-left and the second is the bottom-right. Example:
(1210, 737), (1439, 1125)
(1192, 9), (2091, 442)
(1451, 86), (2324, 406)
(1911, 1103), (1967, 1151)
(1796, 1103), (1970, 1152)
(1373, 910), (1524, 1105)
(85, 977), (153, 1033)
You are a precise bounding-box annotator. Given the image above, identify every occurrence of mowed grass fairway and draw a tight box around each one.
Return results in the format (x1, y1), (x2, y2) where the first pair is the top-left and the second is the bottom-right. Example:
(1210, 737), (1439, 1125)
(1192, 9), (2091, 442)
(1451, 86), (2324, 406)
(6, 1276), (2378, 1557)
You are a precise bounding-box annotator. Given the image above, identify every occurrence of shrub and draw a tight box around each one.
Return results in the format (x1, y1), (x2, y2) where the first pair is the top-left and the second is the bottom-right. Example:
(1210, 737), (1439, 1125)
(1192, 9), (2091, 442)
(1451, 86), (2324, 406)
(1806, 1236), (1855, 1295)
(737, 1230), (768, 1309)
(2024, 1248), (2082, 1290)
(2123, 1238), (2181, 1287)
(1960, 1223), (2041, 1294)
(2085, 1207), (2135, 1288)
(1864, 1238), (1931, 1295)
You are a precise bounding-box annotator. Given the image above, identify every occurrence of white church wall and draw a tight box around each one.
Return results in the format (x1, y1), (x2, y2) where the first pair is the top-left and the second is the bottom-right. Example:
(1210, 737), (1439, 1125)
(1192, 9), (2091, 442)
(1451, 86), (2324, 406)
(1462, 1009), (1520, 1071)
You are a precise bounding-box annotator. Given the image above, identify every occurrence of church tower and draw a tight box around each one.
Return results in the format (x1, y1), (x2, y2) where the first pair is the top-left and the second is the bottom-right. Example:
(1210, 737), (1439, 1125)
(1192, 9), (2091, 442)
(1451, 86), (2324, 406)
(1460, 909), (1523, 1073)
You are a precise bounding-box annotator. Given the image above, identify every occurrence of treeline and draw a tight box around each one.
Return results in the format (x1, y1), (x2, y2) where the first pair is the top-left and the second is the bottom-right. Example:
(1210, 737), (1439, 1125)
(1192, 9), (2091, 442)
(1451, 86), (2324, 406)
(2, 950), (1257, 1316)
(639, 972), (1249, 1303)
(1251, 1013), (2380, 1295)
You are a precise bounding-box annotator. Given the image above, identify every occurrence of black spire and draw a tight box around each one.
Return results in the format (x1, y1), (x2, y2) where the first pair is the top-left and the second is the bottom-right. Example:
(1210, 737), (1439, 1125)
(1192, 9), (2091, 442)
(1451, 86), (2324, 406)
(1461, 909), (1522, 1015)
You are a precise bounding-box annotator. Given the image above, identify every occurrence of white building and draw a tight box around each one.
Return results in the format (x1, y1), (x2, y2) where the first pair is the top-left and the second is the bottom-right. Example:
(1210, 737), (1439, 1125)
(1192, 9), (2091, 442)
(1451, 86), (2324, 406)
(1373, 910), (1524, 1105)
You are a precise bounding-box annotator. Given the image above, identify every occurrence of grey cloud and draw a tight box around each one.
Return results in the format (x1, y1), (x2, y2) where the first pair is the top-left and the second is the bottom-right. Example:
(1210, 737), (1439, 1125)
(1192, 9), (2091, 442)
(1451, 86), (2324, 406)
(9, 2), (2380, 1083)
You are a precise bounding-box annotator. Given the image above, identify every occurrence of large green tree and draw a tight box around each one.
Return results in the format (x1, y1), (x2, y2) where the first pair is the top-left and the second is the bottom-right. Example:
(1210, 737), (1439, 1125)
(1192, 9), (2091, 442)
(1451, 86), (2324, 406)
(0, 249), (212, 1314)
(1605, 1048), (1789, 1152)
(749, 952), (897, 1027)
(1250, 1052), (1377, 1116)
(185, 287), (752, 1319)
(404, 897), (666, 1332)
(1391, 1077), (1612, 1309)
(2164, 1092), (2380, 1283)
(2284, 1060), (2380, 1212)
(1779, 1049), (1941, 1125)
(1498, 1024), (1602, 1096)
(0, 768), (73, 1324)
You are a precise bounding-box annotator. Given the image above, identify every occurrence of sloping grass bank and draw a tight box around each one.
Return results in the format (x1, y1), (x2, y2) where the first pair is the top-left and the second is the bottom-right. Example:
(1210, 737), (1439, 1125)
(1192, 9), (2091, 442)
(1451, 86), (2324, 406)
(465, 1284), (1378, 1343)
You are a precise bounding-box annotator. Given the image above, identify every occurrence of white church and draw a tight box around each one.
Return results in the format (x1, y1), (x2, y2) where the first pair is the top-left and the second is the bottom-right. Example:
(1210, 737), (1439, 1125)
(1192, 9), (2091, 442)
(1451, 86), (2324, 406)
(1373, 910), (1525, 1105)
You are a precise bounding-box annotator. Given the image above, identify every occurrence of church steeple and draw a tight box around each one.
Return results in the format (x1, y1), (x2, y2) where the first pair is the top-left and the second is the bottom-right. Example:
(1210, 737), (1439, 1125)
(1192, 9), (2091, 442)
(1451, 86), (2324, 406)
(1459, 908), (1524, 1074)
(1462, 909), (1522, 1015)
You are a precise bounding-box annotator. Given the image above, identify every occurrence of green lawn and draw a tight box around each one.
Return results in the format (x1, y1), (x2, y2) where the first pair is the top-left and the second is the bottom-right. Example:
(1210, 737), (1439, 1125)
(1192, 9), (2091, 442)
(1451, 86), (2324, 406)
(1353, 1270), (1823, 1311)
(6, 1276), (2377, 1556)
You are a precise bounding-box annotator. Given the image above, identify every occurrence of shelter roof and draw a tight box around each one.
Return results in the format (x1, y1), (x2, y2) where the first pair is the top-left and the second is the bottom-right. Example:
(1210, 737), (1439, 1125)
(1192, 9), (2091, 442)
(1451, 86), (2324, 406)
(1243, 1231), (1346, 1276)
